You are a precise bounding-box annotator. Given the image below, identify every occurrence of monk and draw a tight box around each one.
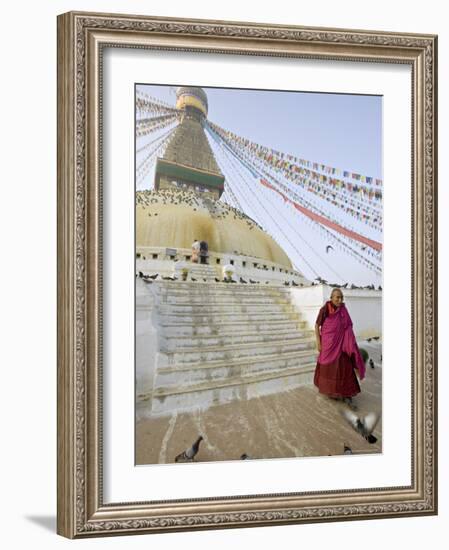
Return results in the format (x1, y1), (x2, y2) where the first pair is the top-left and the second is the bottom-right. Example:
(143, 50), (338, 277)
(314, 288), (366, 404)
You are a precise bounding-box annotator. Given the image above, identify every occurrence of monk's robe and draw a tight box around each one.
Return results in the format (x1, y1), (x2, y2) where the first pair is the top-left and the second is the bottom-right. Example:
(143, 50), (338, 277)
(314, 301), (366, 398)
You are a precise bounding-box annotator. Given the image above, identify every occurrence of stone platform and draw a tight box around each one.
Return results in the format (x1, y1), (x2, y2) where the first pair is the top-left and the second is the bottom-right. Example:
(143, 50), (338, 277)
(136, 278), (317, 416)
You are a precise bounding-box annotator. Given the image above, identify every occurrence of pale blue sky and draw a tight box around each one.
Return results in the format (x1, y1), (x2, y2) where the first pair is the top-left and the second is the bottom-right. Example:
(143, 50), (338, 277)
(136, 83), (382, 179)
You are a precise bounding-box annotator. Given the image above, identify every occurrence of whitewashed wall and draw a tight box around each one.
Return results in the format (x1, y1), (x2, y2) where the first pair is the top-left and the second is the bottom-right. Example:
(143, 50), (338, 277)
(289, 284), (382, 338)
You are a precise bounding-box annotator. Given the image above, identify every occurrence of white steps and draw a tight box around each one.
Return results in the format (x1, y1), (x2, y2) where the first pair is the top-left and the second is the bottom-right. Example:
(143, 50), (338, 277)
(142, 279), (316, 415)
(152, 350), (317, 391)
(159, 319), (308, 336)
(151, 363), (316, 415)
(183, 263), (218, 281)
(159, 335), (316, 360)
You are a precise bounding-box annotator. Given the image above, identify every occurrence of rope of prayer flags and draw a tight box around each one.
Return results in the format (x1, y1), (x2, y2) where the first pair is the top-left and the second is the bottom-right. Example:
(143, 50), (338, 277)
(215, 124), (383, 231)
(259, 178), (382, 252)
(242, 147), (382, 224)
(214, 124), (382, 252)
(208, 122), (381, 274)
(209, 121), (383, 191)
(136, 114), (180, 138)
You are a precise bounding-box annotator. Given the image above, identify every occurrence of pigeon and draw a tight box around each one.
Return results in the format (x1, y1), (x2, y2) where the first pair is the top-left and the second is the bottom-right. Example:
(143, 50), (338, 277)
(249, 279), (257, 284)
(350, 284), (359, 289)
(284, 281), (290, 286)
(214, 278), (221, 282)
(191, 277), (197, 282)
(378, 285), (382, 291)
(148, 273), (159, 280)
(363, 412), (380, 437)
(175, 436), (204, 462)
(373, 336), (380, 341)
(367, 338), (372, 342)
(162, 276), (176, 281)
(138, 271), (144, 278)
(292, 281), (299, 286)
(240, 453), (253, 460)
(240, 277), (248, 284)
(344, 444), (353, 455)
(341, 283), (348, 288)
(341, 409), (380, 444)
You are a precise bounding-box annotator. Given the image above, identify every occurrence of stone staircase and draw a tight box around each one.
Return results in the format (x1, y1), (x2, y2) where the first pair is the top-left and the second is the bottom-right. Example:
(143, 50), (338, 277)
(184, 263), (218, 281)
(146, 280), (317, 415)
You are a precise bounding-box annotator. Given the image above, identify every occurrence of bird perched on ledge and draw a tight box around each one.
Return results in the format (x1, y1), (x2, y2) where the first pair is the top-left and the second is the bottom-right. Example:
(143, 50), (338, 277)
(175, 436), (204, 463)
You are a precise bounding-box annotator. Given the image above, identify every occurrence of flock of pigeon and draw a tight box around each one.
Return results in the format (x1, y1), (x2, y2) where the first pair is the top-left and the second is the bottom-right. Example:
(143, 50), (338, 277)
(174, 408), (380, 464)
(137, 273), (385, 294)
(313, 276), (382, 291)
(174, 437), (255, 462)
(173, 437), (254, 463)
(137, 271), (383, 290)
(136, 188), (264, 231)
(137, 272), (302, 286)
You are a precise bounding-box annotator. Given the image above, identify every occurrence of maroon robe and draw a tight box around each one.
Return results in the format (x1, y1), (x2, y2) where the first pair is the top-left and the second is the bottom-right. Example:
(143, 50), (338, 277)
(313, 302), (362, 398)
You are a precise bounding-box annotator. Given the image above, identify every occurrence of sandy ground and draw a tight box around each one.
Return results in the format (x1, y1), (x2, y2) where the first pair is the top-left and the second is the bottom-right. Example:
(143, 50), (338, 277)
(136, 341), (382, 465)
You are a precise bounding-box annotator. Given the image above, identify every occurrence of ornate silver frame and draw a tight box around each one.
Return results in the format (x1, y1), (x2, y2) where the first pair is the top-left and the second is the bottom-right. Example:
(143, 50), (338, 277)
(57, 11), (438, 538)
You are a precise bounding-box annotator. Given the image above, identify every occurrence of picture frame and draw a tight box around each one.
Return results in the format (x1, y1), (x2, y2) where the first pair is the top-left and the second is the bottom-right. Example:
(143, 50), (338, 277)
(57, 10), (438, 538)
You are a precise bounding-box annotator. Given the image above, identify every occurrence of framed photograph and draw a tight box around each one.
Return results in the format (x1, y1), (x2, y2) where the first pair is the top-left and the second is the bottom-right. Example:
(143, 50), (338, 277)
(57, 11), (437, 538)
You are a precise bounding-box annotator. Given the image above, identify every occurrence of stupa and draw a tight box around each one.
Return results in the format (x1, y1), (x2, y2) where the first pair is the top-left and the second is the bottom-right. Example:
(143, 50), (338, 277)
(136, 87), (302, 281)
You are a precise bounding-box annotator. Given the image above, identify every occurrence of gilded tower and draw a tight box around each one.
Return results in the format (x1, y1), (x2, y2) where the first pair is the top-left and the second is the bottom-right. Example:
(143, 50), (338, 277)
(154, 87), (225, 199)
